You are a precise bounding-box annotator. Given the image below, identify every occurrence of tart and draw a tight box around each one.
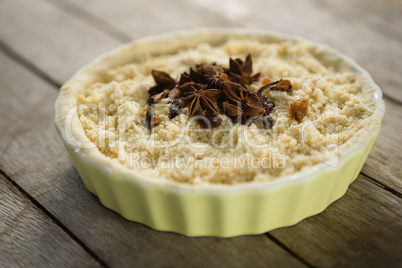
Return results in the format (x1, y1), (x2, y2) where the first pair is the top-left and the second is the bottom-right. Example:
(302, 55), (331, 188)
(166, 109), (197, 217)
(55, 28), (385, 237)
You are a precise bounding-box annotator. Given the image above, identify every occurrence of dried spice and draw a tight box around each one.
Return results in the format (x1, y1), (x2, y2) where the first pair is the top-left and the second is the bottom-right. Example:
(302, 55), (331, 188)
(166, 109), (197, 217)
(270, 79), (292, 91)
(168, 85), (181, 102)
(144, 53), (293, 129)
(228, 54), (261, 86)
(256, 79), (292, 95)
(147, 85), (164, 96)
(178, 73), (192, 86)
(222, 82), (264, 123)
(148, 91), (167, 104)
(289, 99), (309, 123)
(169, 99), (182, 119)
(196, 110), (222, 128)
(189, 68), (205, 84)
(151, 70), (176, 90)
(205, 72), (229, 88)
(181, 85), (221, 117)
(141, 106), (160, 129)
(262, 116), (275, 129)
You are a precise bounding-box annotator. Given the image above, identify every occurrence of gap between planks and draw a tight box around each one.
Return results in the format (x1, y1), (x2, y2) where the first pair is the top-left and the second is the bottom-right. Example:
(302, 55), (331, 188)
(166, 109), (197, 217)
(0, 168), (110, 268)
(361, 171), (402, 199)
(0, 40), (61, 89)
(43, 0), (132, 43)
(265, 233), (316, 268)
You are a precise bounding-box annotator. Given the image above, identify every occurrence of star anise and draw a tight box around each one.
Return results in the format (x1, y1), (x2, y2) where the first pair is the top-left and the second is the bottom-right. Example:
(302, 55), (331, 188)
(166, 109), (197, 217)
(262, 116), (275, 129)
(205, 72), (230, 88)
(151, 70), (176, 90)
(189, 68), (205, 84)
(228, 53), (261, 86)
(143, 53), (293, 129)
(141, 106), (160, 129)
(195, 110), (222, 128)
(181, 85), (222, 117)
(196, 63), (223, 75)
(257, 79), (292, 95)
(178, 72), (192, 86)
(148, 91), (167, 104)
(222, 82), (265, 123)
(168, 85), (181, 102)
(147, 70), (179, 104)
(169, 99), (182, 119)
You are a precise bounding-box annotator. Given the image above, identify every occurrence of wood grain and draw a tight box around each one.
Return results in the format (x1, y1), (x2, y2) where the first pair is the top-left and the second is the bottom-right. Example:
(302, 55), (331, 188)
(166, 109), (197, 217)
(319, 0), (402, 35)
(49, 0), (234, 40)
(0, 174), (101, 268)
(0, 0), (120, 85)
(361, 99), (402, 193)
(270, 175), (402, 267)
(0, 48), (306, 268)
(56, 0), (402, 104)
(211, 0), (402, 104)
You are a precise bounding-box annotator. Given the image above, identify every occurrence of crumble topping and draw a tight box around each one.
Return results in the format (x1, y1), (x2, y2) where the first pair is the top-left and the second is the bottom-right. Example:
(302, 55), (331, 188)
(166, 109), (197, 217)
(77, 39), (375, 184)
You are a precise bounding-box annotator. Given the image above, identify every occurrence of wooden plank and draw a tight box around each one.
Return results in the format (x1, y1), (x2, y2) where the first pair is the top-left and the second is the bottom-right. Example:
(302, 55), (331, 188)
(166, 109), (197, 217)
(0, 174), (102, 268)
(185, 0), (402, 103)
(362, 99), (402, 193)
(0, 48), (307, 267)
(49, 0), (234, 40)
(270, 175), (402, 267)
(0, 0), (120, 85)
(319, 0), (402, 35)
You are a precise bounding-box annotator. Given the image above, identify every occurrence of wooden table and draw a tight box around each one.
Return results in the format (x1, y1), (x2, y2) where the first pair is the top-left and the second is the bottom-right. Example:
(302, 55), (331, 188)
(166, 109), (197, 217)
(1, 0), (401, 267)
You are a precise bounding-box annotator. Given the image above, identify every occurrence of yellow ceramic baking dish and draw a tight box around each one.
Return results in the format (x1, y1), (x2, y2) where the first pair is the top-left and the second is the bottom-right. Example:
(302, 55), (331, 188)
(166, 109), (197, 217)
(54, 28), (385, 237)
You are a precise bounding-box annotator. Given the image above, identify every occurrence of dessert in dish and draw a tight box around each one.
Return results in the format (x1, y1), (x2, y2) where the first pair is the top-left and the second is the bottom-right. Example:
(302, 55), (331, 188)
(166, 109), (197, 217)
(55, 29), (384, 236)
(76, 39), (376, 185)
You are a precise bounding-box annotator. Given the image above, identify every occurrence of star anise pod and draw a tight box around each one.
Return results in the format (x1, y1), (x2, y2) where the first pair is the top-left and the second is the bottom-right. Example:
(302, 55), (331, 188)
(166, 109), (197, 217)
(147, 70), (178, 104)
(257, 79), (292, 95)
(222, 82), (266, 123)
(289, 99), (309, 123)
(205, 72), (230, 88)
(259, 94), (275, 115)
(228, 54), (261, 86)
(181, 85), (222, 117)
(168, 85), (181, 102)
(143, 54), (294, 130)
(141, 106), (160, 129)
(189, 68), (205, 84)
(271, 79), (292, 91)
(148, 91), (167, 104)
(178, 72), (192, 86)
(195, 110), (222, 128)
(262, 116), (275, 129)
(196, 63), (223, 74)
(169, 99), (182, 119)
(151, 70), (176, 90)
(147, 85), (164, 97)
